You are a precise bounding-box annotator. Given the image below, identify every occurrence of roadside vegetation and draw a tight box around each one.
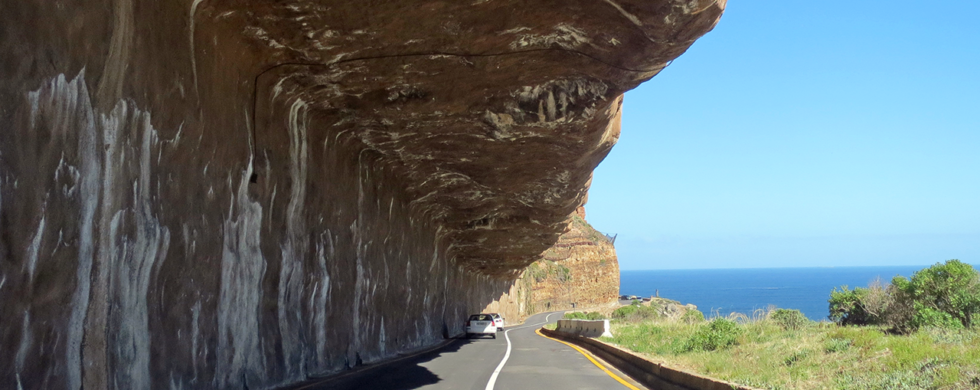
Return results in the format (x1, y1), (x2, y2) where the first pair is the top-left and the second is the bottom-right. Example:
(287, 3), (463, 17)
(600, 260), (980, 389)
(563, 311), (605, 320)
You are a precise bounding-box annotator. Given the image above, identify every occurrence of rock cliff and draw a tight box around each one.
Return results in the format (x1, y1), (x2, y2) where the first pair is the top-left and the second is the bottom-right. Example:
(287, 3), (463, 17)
(0, 0), (723, 388)
(523, 211), (620, 312)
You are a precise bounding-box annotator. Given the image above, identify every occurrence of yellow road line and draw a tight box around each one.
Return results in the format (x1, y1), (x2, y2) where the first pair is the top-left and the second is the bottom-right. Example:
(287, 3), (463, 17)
(535, 328), (642, 390)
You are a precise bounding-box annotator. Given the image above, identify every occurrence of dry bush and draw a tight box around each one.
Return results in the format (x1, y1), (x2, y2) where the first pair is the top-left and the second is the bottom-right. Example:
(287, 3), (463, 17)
(753, 305), (777, 322)
(884, 282), (915, 333)
(862, 277), (891, 322)
(728, 312), (750, 324)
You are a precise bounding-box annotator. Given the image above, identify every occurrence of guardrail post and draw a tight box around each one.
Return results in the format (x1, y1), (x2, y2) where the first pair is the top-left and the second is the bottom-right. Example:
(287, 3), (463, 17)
(601, 319), (613, 338)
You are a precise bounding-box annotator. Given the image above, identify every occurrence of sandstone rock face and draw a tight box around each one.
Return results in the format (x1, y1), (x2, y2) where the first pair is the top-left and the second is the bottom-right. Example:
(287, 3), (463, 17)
(524, 214), (620, 312)
(0, 0), (723, 388)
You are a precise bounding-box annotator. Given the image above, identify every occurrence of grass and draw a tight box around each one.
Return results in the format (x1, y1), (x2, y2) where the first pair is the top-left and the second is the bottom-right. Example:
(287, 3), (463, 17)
(601, 310), (980, 389)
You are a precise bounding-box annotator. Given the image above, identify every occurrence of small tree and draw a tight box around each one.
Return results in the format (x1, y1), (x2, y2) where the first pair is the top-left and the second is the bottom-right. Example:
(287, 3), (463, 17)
(684, 318), (742, 352)
(894, 259), (980, 329)
(769, 309), (810, 330)
(681, 309), (705, 324)
(829, 286), (874, 325)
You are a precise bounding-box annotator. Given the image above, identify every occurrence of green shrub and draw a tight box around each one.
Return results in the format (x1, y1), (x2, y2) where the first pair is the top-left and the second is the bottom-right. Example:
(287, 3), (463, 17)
(896, 260), (980, 329)
(829, 260), (980, 332)
(612, 304), (638, 318)
(681, 309), (705, 324)
(585, 311), (604, 320)
(565, 311), (605, 320)
(684, 318), (743, 352)
(612, 304), (660, 322)
(908, 304), (964, 330)
(527, 262), (547, 283)
(563, 311), (588, 320)
(829, 286), (877, 325)
(769, 309), (810, 330)
(552, 264), (572, 282)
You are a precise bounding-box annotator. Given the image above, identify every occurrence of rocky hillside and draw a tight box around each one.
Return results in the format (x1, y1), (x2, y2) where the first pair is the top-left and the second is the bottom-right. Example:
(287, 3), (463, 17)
(520, 209), (620, 313)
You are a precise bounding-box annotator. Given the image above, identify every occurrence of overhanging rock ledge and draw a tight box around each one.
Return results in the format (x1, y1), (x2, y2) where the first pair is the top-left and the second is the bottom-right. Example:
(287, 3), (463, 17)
(240, 0), (725, 275)
(0, 0), (724, 388)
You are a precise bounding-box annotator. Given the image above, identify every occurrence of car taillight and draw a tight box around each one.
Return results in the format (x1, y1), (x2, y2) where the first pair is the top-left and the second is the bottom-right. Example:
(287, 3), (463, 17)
(466, 320), (470, 327)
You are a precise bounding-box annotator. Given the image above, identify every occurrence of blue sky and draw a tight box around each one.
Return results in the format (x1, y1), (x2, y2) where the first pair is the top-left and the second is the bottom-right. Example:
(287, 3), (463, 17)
(586, 1), (980, 270)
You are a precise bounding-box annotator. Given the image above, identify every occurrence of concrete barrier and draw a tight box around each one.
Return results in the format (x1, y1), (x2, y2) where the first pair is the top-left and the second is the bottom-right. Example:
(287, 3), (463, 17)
(555, 319), (614, 338)
(540, 328), (761, 390)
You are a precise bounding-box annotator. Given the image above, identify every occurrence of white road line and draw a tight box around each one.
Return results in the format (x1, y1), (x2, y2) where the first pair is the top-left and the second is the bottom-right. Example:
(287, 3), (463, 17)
(485, 312), (556, 390)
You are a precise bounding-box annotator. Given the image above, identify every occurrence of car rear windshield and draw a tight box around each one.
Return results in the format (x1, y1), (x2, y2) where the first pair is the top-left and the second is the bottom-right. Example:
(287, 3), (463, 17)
(469, 314), (492, 321)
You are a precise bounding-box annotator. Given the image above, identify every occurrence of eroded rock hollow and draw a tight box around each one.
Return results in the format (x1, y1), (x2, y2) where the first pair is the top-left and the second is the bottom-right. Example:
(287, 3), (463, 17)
(0, 0), (723, 388)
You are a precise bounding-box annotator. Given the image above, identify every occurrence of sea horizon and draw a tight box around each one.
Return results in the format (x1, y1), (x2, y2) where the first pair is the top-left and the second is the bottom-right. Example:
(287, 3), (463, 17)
(619, 264), (978, 321)
(619, 264), (955, 272)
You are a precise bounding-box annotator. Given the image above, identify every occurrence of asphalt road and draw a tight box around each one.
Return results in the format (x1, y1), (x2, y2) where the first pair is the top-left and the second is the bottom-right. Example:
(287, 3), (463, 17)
(291, 311), (645, 390)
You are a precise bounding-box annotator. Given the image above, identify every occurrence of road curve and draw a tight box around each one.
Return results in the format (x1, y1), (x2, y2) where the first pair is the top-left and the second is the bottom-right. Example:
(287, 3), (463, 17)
(289, 311), (645, 390)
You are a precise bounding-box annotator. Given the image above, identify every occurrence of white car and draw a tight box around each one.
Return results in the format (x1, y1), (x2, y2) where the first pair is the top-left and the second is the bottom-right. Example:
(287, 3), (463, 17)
(489, 313), (505, 330)
(465, 314), (497, 338)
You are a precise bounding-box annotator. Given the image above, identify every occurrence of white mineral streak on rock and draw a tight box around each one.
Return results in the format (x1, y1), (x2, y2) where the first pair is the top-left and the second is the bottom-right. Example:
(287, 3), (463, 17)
(379, 317), (387, 356)
(191, 300), (201, 380)
(106, 106), (171, 389)
(601, 0), (643, 26)
(215, 160), (266, 387)
(182, 224), (193, 259)
(422, 296), (432, 343)
(676, 0), (717, 14)
(267, 184), (277, 231)
(278, 98), (309, 380)
(438, 248), (449, 336)
(350, 153), (370, 367)
(313, 231), (333, 368)
(96, 0), (134, 104)
(430, 246), (439, 272)
(510, 24), (590, 50)
(26, 72), (101, 390)
(94, 103), (127, 390)
(271, 75), (296, 103)
(498, 26), (532, 35)
(351, 225), (366, 366)
(15, 312), (31, 381)
(189, 0), (204, 100)
(173, 121), (184, 146)
(405, 258), (413, 307)
(546, 91), (557, 122)
(169, 375), (185, 390)
(26, 214), (46, 280)
(244, 26), (287, 50)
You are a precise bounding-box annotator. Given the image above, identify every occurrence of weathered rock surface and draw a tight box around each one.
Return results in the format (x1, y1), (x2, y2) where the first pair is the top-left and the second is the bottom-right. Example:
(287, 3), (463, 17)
(524, 213), (620, 312)
(642, 297), (701, 319)
(0, 0), (723, 388)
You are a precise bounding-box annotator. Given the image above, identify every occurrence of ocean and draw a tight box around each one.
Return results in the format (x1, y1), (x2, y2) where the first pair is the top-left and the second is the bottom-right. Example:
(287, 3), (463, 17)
(619, 266), (942, 321)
